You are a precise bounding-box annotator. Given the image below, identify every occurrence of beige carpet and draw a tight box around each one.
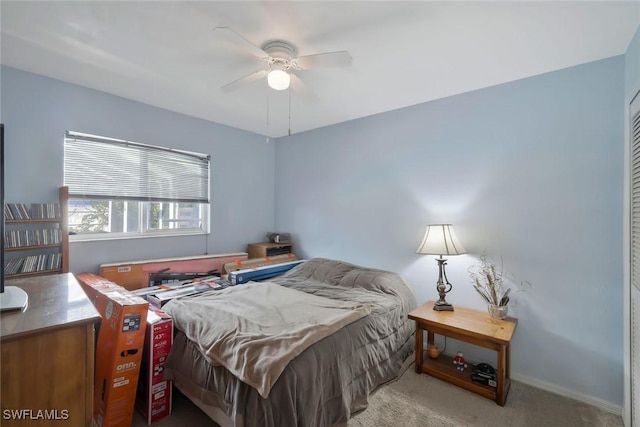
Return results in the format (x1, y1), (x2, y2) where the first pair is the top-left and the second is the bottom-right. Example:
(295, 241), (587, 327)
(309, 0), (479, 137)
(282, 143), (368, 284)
(132, 366), (622, 427)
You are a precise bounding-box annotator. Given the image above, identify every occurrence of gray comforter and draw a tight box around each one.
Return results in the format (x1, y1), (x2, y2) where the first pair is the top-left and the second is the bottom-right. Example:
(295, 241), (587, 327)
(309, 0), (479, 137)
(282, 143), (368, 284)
(164, 258), (417, 427)
(163, 281), (371, 398)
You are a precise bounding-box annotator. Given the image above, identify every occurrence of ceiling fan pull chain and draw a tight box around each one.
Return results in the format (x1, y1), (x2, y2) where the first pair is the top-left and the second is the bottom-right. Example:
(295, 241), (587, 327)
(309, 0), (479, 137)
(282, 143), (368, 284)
(288, 87), (292, 137)
(266, 93), (270, 143)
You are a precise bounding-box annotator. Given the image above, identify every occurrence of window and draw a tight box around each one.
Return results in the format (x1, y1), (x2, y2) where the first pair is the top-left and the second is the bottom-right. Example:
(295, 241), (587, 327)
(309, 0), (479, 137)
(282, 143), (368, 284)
(64, 131), (210, 240)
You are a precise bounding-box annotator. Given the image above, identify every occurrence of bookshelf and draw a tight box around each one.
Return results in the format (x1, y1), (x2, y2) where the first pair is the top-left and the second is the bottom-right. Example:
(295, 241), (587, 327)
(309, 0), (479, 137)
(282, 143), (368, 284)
(3, 186), (69, 278)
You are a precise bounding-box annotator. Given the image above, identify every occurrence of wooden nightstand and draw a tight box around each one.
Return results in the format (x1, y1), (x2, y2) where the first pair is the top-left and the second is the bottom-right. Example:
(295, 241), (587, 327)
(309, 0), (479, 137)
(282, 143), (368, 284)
(408, 301), (518, 406)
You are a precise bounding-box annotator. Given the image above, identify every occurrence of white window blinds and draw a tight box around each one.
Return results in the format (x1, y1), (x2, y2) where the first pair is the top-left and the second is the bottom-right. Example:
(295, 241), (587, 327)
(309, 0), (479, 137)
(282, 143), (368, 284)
(64, 131), (210, 203)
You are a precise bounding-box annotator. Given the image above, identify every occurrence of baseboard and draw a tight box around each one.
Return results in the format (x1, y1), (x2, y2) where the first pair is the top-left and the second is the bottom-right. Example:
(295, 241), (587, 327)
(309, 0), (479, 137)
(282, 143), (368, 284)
(511, 373), (622, 416)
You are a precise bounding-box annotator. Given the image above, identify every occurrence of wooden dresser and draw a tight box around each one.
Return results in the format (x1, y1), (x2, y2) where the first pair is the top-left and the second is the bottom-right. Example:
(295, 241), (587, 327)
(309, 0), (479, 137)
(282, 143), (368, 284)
(1, 273), (101, 426)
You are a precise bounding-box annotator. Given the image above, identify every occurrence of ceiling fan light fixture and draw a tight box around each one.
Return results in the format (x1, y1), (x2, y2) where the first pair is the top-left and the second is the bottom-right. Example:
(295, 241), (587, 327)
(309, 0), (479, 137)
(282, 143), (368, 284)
(267, 69), (290, 91)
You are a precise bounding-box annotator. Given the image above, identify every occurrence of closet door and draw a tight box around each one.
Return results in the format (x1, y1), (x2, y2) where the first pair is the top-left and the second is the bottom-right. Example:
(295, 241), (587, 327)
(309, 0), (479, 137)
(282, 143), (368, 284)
(634, 285), (639, 426)
(631, 89), (640, 426)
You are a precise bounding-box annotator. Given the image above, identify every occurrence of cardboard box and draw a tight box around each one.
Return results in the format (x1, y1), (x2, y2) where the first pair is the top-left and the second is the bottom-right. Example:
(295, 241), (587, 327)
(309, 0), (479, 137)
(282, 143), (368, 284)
(131, 282), (188, 301)
(146, 279), (224, 308)
(136, 307), (173, 424)
(99, 253), (248, 290)
(221, 253), (298, 277)
(229, 260), (305, 285)
(76, 273), (149, 427)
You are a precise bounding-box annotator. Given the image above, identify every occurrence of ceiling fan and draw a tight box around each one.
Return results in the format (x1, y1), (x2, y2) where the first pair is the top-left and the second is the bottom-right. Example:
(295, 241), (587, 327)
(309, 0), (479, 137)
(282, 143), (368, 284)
(213, 27), (352, 94)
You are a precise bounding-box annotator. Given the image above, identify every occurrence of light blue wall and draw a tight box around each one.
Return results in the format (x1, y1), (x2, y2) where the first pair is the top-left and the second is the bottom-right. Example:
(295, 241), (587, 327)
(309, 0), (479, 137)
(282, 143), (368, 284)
(1, 66), (276, 274)
(624, 25), (640, 425)
(274, 57), (625, 405)
(625, 26), (640, 99)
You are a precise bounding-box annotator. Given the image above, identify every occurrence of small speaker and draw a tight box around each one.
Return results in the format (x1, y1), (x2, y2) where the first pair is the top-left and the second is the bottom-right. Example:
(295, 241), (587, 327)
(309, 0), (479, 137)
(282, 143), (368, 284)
(266, 232), (291, 243)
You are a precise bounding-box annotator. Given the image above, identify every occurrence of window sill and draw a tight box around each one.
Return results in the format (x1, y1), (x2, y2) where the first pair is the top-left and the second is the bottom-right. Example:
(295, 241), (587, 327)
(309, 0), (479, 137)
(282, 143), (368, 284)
(70, 230), (208, 243)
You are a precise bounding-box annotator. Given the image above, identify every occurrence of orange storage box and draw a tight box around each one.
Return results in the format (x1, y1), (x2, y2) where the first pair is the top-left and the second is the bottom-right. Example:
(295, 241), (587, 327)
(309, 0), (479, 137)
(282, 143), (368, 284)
(99, 252), (248, 290)
(76, 273), (149, 427)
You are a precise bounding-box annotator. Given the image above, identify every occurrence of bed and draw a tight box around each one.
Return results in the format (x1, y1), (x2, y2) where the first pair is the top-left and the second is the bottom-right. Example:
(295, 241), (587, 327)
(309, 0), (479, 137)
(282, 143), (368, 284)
(162, 258), (417, 427)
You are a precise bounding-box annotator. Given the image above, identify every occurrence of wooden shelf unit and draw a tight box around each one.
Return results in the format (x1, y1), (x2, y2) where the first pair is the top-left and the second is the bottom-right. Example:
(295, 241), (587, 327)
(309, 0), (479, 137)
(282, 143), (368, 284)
(3, 186), (69, 278)
(420, 349), (501, 402)
(408, 301), (518, 406)
(247, 241), (293, 259)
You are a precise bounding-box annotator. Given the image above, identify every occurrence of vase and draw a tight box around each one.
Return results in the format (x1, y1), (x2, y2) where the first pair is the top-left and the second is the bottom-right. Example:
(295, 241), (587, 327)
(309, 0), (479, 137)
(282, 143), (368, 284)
(488, 304), (508, 320)
(427, 344), (441, 359)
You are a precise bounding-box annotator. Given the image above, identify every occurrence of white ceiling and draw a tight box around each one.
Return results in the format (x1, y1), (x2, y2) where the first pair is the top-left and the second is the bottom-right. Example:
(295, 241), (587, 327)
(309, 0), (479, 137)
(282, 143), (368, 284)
(1, 1), (639, 138)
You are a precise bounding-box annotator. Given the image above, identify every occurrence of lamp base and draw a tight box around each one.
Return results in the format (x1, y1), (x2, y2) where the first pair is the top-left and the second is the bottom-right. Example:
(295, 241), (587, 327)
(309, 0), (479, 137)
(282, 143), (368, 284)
(433, 301), (454, 311)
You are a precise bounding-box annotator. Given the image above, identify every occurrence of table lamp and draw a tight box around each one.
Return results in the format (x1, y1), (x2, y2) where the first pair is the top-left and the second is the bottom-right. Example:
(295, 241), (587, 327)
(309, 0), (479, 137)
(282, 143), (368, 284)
(416, 224), (466, 311)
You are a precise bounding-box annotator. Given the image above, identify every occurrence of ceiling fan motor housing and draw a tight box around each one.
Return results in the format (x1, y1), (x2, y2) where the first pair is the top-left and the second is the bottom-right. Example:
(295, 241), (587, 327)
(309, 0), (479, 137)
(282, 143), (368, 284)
(262, 40), (298, 61)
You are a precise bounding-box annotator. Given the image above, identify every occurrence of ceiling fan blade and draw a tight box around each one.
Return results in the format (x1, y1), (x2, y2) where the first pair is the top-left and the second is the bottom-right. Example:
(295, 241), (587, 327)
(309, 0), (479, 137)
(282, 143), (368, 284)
(221, 69), (268, 92)
(290, 73), (318, 101)
(293, 51), (352, 70)
(213, 27), (269, 59)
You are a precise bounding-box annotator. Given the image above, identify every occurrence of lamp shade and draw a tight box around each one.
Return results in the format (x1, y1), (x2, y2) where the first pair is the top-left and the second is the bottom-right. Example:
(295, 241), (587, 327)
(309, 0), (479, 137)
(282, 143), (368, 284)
(416, 224), (465, 256)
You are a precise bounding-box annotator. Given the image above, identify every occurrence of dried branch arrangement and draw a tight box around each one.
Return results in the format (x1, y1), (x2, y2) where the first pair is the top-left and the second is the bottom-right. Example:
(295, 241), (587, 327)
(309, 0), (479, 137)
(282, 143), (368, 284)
(468, 254), (528, 307)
